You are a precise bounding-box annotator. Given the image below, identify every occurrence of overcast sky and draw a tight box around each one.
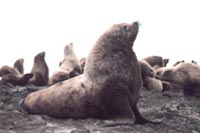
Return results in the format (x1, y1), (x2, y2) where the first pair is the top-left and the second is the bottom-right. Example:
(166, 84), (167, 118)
(0, 0), (200, 75)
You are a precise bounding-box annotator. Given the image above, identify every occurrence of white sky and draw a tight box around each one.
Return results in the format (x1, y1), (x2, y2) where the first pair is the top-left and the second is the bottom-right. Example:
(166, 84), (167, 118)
(0, 0), (200, 75)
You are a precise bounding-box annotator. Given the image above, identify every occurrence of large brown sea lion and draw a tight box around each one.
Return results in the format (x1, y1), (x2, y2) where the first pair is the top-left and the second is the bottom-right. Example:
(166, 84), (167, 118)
(23, 21), (157, 124)
(0, 66), (20, 77)
(28, 52), (49, 86)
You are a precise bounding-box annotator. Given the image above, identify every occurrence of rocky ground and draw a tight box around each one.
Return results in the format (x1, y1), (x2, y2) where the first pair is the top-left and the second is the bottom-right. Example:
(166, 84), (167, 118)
(0, 84), (199, 133)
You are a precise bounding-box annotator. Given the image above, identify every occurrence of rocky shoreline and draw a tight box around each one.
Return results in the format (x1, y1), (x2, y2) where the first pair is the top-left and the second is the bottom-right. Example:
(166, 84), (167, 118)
(0, 85), (199, 133)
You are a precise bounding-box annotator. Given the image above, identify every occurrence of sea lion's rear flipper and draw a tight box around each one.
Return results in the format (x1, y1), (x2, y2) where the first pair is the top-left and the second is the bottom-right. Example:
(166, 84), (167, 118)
(101, 93), (135, 127)
(18, 73), (33, 86)
(132, 104), (161, 124)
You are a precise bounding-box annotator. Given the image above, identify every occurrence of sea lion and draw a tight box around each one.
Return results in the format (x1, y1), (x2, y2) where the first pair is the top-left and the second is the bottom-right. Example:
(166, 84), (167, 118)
(59, 43), (81, 74)
(1, 73), (33, 86)
(23, 21), (157, 124)
(156, 62), (200, 97)
(139, 60), (155, 80)
(28, 52), (49, 86)
(0, 58), (33, 86)
(48, 69), (78, 85)
(0, 58), (24, 77)
(0, 66), (20, 77)
(49, 43), (81, 85)
(139, 60), (167, 92)
(13, 58), (24, 75)
(143, 56), (168, 70)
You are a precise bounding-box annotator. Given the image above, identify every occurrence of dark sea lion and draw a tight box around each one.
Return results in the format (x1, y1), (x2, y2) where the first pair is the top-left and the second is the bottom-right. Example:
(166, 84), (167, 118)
(23, 21), (157, 124)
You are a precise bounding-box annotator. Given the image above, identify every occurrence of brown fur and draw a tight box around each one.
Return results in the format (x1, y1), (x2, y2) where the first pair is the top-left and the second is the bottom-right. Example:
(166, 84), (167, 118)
(13, 58), (24, 75)
(49, 43), (81, 85)
(59, 43), (81, 73)
(23, 22), (155, 124)
(0, 66), (20, 77)
(48, 69), (77, 85)
(28, 52), (49, 86)
(139, 60), (164, 92)
(139, 60), (154, 79)
(143, 56), (168, 70)
(156, 63), (200, 96)
(1, 73), (33, 86)
(0, 58), (33, 86)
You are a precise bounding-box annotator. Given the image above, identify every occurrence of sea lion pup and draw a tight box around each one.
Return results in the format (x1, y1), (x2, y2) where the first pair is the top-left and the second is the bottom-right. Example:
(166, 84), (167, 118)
(142, 56), (168, 70)
(80, 57), (86, 73)
(49, 43), (81, 85)
(23, 22), (157, 124)
(13, 58), (24, 75)
(28, 52), (49, 86)
(156, 62), (200, 97)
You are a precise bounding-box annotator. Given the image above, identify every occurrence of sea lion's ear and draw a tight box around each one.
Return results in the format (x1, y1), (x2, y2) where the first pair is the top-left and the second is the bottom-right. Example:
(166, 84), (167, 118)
(163, 59), (169, 66)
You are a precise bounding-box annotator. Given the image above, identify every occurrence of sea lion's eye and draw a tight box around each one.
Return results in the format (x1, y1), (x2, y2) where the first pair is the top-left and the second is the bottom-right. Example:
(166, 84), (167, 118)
(123, 25), (129, 31)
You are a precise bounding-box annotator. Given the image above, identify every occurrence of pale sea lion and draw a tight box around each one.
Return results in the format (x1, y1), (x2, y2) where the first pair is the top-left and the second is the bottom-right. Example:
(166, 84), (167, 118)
(49, 43), (81, 85)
